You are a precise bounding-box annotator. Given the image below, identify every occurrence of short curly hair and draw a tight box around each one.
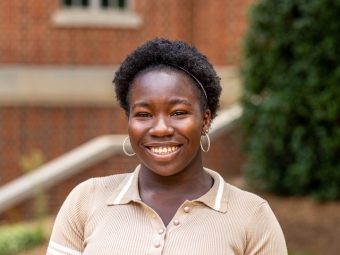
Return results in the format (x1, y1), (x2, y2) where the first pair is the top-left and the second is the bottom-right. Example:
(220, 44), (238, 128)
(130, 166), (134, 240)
(113, 38), (222, 119)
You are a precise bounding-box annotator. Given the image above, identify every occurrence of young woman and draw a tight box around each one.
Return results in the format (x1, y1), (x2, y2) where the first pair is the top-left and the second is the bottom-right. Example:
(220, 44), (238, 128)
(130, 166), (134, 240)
(47, 38), (287, 255)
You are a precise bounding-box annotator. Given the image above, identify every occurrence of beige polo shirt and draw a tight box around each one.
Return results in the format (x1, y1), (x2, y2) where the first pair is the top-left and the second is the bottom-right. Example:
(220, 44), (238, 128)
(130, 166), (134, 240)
(47, 166), (287, 255)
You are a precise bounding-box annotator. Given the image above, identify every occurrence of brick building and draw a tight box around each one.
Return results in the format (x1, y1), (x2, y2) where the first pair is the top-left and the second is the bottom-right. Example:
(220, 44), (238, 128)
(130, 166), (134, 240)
(0, 0), (251, 65)
(0, 0), (251, 221)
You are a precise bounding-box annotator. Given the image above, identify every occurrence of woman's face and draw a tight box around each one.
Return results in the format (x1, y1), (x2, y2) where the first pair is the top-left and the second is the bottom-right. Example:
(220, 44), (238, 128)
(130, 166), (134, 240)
(128, 69), (211, 177)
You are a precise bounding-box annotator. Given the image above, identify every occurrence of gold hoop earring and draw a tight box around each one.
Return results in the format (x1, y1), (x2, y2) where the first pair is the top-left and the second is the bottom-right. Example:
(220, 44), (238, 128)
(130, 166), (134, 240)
(123, 136), (135, 156)
(200, 133), (210, 152)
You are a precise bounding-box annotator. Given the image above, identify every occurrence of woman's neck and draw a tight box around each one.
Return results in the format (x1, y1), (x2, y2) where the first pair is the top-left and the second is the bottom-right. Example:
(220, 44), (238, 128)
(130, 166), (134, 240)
(138, 163), (212, 200)
(137, 160), (213, 226)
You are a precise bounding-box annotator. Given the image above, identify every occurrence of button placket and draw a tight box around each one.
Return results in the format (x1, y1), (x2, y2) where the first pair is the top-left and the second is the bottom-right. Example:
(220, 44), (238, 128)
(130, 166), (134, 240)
(136, 201), (166, 255)
(150, 214), (165, 254)
(167, 201), (194, 233)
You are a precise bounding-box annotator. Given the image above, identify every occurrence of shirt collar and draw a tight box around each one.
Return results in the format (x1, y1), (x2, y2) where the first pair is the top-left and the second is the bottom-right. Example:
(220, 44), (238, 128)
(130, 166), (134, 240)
(106, 165), (229, 213)
(106, 165), (142, 205)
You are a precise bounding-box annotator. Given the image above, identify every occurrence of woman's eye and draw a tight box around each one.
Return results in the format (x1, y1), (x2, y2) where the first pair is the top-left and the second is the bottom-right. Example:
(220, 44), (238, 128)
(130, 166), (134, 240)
(172, 111), (187, 116)
(136, 113), (151, 117)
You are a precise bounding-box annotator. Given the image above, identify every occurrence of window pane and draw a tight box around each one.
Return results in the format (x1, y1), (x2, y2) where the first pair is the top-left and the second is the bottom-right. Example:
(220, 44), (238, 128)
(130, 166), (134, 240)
(102, 0), (109, 7)
(63, 0), (72, 6)
(101, 0), (125, 8)
(118, 0), (125, 8)
(63, 0), (88, 6)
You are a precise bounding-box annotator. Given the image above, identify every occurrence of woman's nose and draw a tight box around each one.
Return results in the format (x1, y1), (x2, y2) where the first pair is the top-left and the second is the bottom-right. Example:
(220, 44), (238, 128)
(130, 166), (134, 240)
(149, 115), (174, 136)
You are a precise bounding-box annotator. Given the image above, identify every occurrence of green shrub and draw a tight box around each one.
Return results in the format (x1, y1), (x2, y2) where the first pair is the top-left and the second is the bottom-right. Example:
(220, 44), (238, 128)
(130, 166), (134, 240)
(0, 224), (45, 255)
(241, 0), (340, 200)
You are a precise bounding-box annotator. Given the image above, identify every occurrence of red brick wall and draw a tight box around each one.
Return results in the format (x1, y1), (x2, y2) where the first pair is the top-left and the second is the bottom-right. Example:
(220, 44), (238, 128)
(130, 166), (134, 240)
(0, 106), (128, 185)
(0, 0), (252, 65)
(203, 127), (245, 178)
(192, 0), (253, 65)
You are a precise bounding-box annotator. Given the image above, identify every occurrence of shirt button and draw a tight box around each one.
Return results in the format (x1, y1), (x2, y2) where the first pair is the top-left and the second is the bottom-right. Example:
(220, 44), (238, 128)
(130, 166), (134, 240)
(173, 219), (180, 226)
(184, 206), (190, 213)
(158, 228), (164, 234)
(154, 241), (160, 248)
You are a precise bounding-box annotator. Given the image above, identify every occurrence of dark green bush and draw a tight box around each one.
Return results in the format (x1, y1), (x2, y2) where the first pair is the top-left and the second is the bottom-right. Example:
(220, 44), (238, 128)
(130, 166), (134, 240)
(241, 0), (340, 200)
(0, 224), (45, 255)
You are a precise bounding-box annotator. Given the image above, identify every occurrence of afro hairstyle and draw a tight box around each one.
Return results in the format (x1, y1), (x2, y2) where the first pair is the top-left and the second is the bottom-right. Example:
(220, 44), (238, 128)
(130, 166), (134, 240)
(113, 38), (222, 119)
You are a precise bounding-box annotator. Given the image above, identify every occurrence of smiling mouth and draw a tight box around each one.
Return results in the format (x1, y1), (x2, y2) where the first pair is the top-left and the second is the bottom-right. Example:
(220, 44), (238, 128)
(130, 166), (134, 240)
(148, 146), (180, 155)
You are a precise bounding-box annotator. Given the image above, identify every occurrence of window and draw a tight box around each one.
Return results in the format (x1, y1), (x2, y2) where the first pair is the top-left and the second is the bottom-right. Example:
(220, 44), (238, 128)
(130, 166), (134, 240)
(62, 0), (127, 9)
(52, 0), (142, 28)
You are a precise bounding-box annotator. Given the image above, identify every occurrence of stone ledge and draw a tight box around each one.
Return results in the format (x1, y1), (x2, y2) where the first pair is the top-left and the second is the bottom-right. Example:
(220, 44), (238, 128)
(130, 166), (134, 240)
(0, 66), (118, 106)
(51, 9), (143, 29)
(0, 66), (241, 107)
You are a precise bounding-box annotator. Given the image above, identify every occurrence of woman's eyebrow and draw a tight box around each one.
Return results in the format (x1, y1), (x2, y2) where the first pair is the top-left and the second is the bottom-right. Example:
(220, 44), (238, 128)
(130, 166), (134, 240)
(168, 99), (192, 106)
(132, 99), (192, 110)
(132, 102), (150, 110)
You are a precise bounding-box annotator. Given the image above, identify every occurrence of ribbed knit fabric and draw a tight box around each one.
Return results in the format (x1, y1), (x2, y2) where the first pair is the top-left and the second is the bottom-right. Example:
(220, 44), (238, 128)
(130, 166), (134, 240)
(47, 166), (287, 255)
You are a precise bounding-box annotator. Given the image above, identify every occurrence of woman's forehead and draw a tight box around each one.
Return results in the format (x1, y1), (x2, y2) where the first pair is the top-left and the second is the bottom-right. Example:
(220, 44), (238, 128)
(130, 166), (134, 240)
(130, 70), (199, 102)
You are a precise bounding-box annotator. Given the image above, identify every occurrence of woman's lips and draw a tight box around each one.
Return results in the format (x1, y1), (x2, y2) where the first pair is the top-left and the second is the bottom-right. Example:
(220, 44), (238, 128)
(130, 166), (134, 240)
(147, 145), (180, 155)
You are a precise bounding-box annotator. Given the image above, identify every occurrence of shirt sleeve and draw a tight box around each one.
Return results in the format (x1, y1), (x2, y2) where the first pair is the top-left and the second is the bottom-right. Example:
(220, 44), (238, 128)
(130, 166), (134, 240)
(244, 202), (288, 255)
(46, 179), (94, 255)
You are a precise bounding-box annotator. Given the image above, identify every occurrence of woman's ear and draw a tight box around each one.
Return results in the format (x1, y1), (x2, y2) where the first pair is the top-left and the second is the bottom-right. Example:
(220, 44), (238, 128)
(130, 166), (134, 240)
(202, 109), (211, 135)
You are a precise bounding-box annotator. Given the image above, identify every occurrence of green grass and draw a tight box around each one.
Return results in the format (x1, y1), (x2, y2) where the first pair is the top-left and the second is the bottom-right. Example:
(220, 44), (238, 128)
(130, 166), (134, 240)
(0, 223), (45, 255)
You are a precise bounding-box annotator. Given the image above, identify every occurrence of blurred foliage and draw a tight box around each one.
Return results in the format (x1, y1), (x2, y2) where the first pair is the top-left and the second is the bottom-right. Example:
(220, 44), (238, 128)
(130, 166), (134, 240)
(0, 224), (45, 255)
(19, 149), (45, 174)
(240, 0), (340, 200)
(19, 149), (47, 221)
(0, 150), (47, 254)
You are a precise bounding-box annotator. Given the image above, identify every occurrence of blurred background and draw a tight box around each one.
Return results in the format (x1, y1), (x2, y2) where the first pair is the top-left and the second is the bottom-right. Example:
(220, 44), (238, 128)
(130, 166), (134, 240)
(0, 0), (339, 255)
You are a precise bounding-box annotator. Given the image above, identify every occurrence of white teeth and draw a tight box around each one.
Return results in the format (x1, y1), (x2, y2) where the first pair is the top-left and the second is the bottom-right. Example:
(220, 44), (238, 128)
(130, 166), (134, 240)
(149, 146), (179, 155)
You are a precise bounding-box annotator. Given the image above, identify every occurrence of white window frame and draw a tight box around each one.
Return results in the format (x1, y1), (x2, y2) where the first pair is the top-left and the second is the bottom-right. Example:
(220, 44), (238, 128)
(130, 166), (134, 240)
(63, 0), (129, 10)
(52, 0), (142, 29)
(91, 0), (101, 9)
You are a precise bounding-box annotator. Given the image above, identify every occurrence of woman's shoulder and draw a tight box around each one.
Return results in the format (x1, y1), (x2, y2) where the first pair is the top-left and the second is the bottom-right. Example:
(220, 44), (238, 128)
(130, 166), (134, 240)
(227, 183), (266, 205)
(225, 184), (287, 253)
(68, 172), (132, 199)
(226, 183), (269, 219)
(221, 183), (280, 238)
